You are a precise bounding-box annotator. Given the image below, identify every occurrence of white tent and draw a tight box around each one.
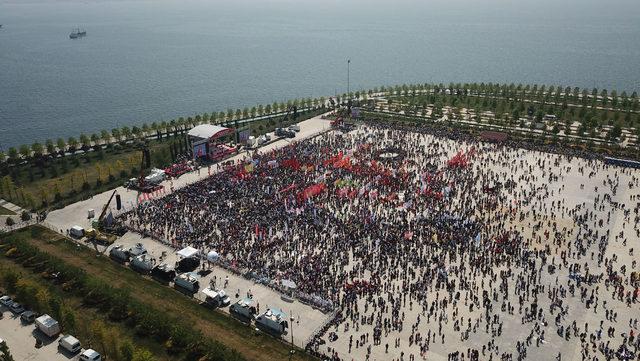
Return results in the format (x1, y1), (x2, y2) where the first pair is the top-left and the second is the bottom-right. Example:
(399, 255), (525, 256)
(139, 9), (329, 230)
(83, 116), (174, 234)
(281, 279), (297, 289)
(177, 246), (199, 259)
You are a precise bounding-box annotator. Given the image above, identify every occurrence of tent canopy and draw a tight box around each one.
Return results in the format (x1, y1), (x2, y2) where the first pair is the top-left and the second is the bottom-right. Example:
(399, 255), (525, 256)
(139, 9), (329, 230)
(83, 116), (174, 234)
(177, 246), (199, 259)
(281, 279), (297, 289)
(188, 124), (233, 140)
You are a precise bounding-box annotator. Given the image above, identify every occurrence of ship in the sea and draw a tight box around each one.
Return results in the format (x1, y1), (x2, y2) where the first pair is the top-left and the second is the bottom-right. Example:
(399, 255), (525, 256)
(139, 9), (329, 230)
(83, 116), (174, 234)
(69, 28), (87, 39)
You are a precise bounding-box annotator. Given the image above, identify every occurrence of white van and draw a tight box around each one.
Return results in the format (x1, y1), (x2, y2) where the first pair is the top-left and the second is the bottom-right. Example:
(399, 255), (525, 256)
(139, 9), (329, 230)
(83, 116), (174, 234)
(58, 334), (81, 354)
(80, 349), (102, 361)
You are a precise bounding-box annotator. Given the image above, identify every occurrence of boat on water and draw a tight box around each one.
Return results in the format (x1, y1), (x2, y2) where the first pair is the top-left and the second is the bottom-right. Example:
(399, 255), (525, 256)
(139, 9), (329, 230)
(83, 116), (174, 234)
(69, 28), (86, 39)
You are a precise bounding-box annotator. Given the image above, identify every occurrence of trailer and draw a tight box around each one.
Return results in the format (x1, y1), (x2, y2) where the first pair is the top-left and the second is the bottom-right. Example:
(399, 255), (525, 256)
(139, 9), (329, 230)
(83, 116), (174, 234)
(255, 308), (288, 335)
(109, 245), (130, 263)
(174, 272), (200, 293)
(229, 297), (256, 321)
(128, 243), (147, 258)
(35, 314), (61, 338)
(130, 254), (155, 274)
(151, 263), (176, 283)
(201, 287), (231, 308)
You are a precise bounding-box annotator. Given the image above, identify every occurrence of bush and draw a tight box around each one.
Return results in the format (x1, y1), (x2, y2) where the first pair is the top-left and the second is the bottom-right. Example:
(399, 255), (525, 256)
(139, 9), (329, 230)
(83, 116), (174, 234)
(20, 211), (31, 221)
(5, 217), (15, 226)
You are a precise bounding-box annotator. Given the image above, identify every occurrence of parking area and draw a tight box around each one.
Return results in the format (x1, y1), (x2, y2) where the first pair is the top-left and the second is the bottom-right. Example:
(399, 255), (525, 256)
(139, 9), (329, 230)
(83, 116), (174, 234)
(0, 305), (75, 361)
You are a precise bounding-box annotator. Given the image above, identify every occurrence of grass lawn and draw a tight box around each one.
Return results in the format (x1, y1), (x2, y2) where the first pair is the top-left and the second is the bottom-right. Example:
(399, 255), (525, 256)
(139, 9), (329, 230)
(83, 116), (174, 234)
(3, 226), (318, 361)
(0, 205), (15, 215)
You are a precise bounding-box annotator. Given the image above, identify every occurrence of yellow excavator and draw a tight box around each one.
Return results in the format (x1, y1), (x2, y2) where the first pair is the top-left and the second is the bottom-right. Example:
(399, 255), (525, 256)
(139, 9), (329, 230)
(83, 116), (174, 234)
(87, 190), (121, 245)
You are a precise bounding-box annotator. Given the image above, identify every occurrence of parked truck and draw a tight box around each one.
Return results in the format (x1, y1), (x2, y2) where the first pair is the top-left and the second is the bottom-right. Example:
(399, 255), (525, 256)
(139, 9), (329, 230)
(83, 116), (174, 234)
(130, 254), (155, 274)
(174, 272), (200, 293)
(229, 297), (257, 321)
(255, 308), (289, 335)
(201, 287), (230, 308)
(35, 314), (61, 338)
(109, 245), (130, 263)
(151, 263), (176, 283)
(128, 243), (147, 258)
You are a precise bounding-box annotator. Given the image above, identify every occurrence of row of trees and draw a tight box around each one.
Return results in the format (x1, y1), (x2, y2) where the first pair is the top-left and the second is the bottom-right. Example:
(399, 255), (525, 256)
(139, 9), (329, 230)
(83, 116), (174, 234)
(0, 97), (328, 164)
(2, 82), (638, 164)
(0, 226), (245, 361)
(383, 82), (639, 111)
(387, 87), (640, 142)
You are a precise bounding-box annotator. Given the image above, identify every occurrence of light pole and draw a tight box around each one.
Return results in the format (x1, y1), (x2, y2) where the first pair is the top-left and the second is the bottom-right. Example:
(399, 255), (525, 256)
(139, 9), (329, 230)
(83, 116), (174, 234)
(289, 310), (295, 361)
(347, 59), (351, 97)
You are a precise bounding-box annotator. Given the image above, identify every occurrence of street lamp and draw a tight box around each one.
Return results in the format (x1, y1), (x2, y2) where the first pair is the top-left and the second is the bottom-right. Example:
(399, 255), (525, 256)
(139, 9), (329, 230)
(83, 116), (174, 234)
(289, 310), (295, 361)
(347, 59), (351, 97)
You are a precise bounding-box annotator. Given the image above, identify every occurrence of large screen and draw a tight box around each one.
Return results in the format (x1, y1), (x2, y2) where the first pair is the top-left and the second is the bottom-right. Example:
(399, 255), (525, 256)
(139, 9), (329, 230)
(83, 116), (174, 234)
(193, 143), (207, 158)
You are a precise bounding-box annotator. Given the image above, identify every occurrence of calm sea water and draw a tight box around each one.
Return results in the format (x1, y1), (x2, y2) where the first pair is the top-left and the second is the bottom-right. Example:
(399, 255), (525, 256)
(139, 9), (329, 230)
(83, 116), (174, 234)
(1, 0), (639, 149)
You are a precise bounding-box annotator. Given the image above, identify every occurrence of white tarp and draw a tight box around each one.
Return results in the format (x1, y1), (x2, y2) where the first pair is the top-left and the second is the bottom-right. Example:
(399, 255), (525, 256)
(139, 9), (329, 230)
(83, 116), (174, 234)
(177, 246), (199, 259)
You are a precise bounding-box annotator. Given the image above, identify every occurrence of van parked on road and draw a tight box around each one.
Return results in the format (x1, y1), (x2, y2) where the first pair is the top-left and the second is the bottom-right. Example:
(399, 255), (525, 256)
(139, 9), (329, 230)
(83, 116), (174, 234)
(80, 348), (102, 361)
(20, 310), (36, 324)
(58, 334), (81, 354)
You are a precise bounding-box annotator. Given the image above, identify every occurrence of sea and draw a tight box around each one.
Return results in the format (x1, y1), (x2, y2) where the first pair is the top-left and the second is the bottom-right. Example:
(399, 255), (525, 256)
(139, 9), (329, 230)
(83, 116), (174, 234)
(1, 0), (639, 149)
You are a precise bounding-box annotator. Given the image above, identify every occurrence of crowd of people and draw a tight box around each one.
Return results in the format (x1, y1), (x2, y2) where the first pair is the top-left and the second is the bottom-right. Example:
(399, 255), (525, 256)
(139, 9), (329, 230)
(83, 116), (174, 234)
(117, 121), (639, 361)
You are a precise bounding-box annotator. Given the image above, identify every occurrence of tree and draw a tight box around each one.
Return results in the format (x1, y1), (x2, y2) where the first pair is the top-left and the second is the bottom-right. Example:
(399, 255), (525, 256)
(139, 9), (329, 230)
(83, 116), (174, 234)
(79, 133), (90, 148)
(56, 138), (66, 154)
(101, 130), (111, 144)
(121, 126), (132, 140)
(31, 142), (44, 157)
(44, 139), (55, 155)
(608, 123), (622, 140)
(90, 133), (99, 145)
(0, 340), (15, 361)
(112, 128), (122, 141)
(19, 144), (31, 160)
(7, 147), (18, 163)
(119, 340), (135, 361)
(131, 348), (155, 361)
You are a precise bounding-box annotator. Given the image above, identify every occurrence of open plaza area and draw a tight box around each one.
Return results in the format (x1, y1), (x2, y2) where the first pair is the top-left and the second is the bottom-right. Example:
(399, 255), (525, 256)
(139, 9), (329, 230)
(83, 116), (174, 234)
(40, 115), (640, 361)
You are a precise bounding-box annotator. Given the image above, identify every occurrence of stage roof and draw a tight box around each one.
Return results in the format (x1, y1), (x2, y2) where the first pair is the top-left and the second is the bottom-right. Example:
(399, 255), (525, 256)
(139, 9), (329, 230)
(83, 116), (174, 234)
(188, 124), (233, 140)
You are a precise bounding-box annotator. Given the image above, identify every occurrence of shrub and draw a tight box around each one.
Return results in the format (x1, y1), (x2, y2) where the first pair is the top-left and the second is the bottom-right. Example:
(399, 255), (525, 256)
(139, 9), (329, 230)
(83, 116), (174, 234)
(20, 211), (31, 222)
(5, 217), (15, 226)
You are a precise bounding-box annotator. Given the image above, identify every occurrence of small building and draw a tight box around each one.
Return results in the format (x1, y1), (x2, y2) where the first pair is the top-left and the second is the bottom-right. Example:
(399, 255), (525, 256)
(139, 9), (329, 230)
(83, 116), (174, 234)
(187, 124), (236, 161)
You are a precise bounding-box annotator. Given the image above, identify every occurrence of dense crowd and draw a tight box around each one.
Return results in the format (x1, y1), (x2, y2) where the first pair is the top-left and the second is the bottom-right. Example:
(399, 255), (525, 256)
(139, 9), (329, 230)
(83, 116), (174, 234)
(117, 123), (639, 361)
